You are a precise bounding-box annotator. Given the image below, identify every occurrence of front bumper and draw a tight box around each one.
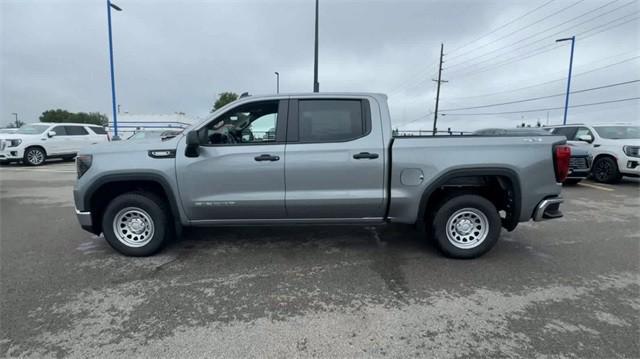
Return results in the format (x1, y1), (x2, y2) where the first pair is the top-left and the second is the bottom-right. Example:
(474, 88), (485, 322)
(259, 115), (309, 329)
(619, 156), (640, 176)
(0, 147), (24, 161)
(533, 197), (564, 221)
(75, 208), (95, 233)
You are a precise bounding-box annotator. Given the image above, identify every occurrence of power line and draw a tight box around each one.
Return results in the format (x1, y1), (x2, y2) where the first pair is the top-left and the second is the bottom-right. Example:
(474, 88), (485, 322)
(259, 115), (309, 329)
(444, 55), (640, 101)
(447, 0), (557, 56)
(445, 0), (630, 70)
(441, 80), (640, 111)
(441, 97), (640, 116)
(448, 0), (586, 60)
(447, 13), (640, 80)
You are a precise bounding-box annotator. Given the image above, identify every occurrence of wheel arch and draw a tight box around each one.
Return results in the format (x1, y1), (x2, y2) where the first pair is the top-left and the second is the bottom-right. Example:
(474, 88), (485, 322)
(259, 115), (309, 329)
(417, 167), (522, 231)
(84, 173), (182, 234)
(24, 145), (47, 156)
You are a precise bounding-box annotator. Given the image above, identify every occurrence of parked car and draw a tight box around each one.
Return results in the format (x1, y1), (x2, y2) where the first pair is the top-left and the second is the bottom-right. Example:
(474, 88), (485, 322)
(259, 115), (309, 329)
(127, 129), (183, 141)
(472, 128), (550, 136)
(74, 93), (569, 259)
(473, 127), (590, 184)
(564, 143), (591, 185)
(0, 123), (109, 166)
(547, 123), (640, 183)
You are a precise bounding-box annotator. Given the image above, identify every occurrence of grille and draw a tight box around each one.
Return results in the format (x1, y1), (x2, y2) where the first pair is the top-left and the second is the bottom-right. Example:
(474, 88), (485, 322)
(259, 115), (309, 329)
(569, 157), (589, 170)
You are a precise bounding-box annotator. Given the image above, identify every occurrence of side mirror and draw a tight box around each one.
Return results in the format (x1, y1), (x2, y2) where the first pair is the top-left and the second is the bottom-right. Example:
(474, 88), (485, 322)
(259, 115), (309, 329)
(577, 134), (593, 143)
(47, 131), (57, 138)
(185, 130), (200, 157)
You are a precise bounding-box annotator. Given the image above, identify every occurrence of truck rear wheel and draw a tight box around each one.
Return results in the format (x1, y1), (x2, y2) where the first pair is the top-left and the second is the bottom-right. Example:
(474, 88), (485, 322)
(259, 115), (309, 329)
(431, 194), (501, 259)
(102, 192), (171, 256)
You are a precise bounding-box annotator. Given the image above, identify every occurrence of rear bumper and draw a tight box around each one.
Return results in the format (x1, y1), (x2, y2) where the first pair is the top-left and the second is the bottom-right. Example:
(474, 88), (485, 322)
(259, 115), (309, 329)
(75, 208), (95, 233)
(533, 197), (564, 221)
(567, 169), (590, 179)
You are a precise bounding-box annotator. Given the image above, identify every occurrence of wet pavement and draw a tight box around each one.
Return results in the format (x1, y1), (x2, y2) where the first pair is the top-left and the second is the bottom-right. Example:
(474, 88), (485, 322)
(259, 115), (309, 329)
(1, 161), (638, 358)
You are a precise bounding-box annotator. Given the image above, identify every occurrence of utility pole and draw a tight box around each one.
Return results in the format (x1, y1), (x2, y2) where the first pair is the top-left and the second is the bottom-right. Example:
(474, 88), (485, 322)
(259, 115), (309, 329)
(432, 43), (447, 134)
(274, 72), (280, 94)
(313, 0), (319, 92)
(11, 113), (18, 127)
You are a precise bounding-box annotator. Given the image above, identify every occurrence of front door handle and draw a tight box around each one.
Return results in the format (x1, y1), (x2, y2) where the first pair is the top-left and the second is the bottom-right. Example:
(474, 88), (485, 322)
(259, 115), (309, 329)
(254, 154), (280, 162)
(353, 152), (379, 160)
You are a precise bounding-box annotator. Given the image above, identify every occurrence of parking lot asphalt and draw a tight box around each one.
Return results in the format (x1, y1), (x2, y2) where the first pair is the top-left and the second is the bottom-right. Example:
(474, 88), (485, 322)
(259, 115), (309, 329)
(1, 161), (638, 358)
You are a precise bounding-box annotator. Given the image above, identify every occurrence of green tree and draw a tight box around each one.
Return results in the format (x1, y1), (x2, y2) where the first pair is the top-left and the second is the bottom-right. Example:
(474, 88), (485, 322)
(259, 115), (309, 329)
(40, 109), (74, 123)
(211, 92), (239, 112)
(40, 109), (108, 126)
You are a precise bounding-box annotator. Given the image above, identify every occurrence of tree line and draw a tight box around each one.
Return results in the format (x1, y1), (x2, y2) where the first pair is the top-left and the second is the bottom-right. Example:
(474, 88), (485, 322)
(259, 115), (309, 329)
(8, 92), (242, 128)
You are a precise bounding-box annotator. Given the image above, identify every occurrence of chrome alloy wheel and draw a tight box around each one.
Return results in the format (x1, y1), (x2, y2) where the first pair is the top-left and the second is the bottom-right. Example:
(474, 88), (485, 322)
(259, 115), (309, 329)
(26, 149), (44, 165)
(445, 208), (489, 249)
(112, 207), (155, 247)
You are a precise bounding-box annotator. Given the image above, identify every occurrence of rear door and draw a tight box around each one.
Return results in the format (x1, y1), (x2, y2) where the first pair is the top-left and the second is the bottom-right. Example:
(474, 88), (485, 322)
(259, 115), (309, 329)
(176, 99), (288, 221)
(64, 125), (91, 152)
(284, 98), (385, 219)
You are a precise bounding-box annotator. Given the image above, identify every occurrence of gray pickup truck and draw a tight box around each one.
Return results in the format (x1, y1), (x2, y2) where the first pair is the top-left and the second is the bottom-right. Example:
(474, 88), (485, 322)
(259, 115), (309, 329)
(74, 93), (570, 258)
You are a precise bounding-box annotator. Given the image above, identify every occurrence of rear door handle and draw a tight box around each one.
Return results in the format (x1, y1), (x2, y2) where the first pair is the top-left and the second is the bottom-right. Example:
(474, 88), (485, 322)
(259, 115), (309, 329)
(254, 154), (280, 162)
(353, 152), (379, 160)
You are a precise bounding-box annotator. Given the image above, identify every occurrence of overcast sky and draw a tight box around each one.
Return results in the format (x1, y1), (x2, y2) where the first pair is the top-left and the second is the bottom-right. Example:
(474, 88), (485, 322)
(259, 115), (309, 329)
(1, 0), (639, 131)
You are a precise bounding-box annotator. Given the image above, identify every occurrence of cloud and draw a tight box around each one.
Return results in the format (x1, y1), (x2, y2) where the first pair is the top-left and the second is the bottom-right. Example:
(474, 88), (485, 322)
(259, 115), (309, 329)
(1, 0), (638, 130)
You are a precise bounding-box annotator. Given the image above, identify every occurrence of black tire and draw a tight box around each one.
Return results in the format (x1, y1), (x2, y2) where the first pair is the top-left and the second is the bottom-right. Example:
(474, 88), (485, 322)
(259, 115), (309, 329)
(431, 194), (501, 259)
(102, 192), (172, 256)
(592, 156), (621, 184)
(23, 147), (46, 166)
(563, 178), (582, 185)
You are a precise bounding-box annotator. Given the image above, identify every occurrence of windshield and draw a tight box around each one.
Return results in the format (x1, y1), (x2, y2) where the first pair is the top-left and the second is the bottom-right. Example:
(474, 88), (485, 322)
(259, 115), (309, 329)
(16, 124), (50, 135)
(593, 126), (640, 140)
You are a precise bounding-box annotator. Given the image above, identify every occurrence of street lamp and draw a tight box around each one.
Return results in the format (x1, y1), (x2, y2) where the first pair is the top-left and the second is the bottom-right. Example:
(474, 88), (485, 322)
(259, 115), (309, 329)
(107, 0), (122, 140)
(274, 72), (280, 94)
(556, 36), (575, 125)
(313, 0), (319, 92)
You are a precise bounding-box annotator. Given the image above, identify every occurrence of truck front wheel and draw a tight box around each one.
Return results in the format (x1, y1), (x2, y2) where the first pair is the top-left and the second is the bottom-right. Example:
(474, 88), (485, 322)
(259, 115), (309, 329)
(431, 194), (501, 259)
(102, 192), (171, 256)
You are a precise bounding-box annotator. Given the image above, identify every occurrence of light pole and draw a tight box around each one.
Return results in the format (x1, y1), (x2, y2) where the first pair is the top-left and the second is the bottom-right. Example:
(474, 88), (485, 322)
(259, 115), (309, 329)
(556, 36), (575, 125)
(274, 72), (280, 94)
(11, 113), (18, 127)
(107, 0), (122, 140)
(313, 0), (319, 92)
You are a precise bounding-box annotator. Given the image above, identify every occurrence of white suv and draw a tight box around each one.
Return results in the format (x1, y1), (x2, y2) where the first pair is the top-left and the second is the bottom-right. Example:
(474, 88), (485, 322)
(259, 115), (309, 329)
(548, 123), (640, 183)
(0, 122), (109, 166)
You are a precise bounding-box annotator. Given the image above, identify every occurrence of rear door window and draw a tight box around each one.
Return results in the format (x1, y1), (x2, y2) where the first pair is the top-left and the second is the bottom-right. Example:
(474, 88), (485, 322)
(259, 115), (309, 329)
(297, 100), (366, 143)
(65, 126), (89, 136)
(89, 127), (107, 135)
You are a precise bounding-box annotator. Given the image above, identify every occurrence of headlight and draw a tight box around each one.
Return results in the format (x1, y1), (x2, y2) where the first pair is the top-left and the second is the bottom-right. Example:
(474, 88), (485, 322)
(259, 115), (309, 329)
(623, 146), (639, 158)
(7, 139), (22, 147)
(76, 154), (93, 178)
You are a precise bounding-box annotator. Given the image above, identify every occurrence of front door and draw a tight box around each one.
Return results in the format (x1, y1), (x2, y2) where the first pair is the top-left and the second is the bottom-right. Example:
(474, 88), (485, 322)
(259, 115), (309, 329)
(176, 99), (288, 221)
(284, 98), (385, 219)
(46, 125), (71, 155)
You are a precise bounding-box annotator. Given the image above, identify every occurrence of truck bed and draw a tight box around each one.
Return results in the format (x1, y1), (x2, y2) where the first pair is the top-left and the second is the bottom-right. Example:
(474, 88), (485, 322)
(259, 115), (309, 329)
(387, 135), (564, 224)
